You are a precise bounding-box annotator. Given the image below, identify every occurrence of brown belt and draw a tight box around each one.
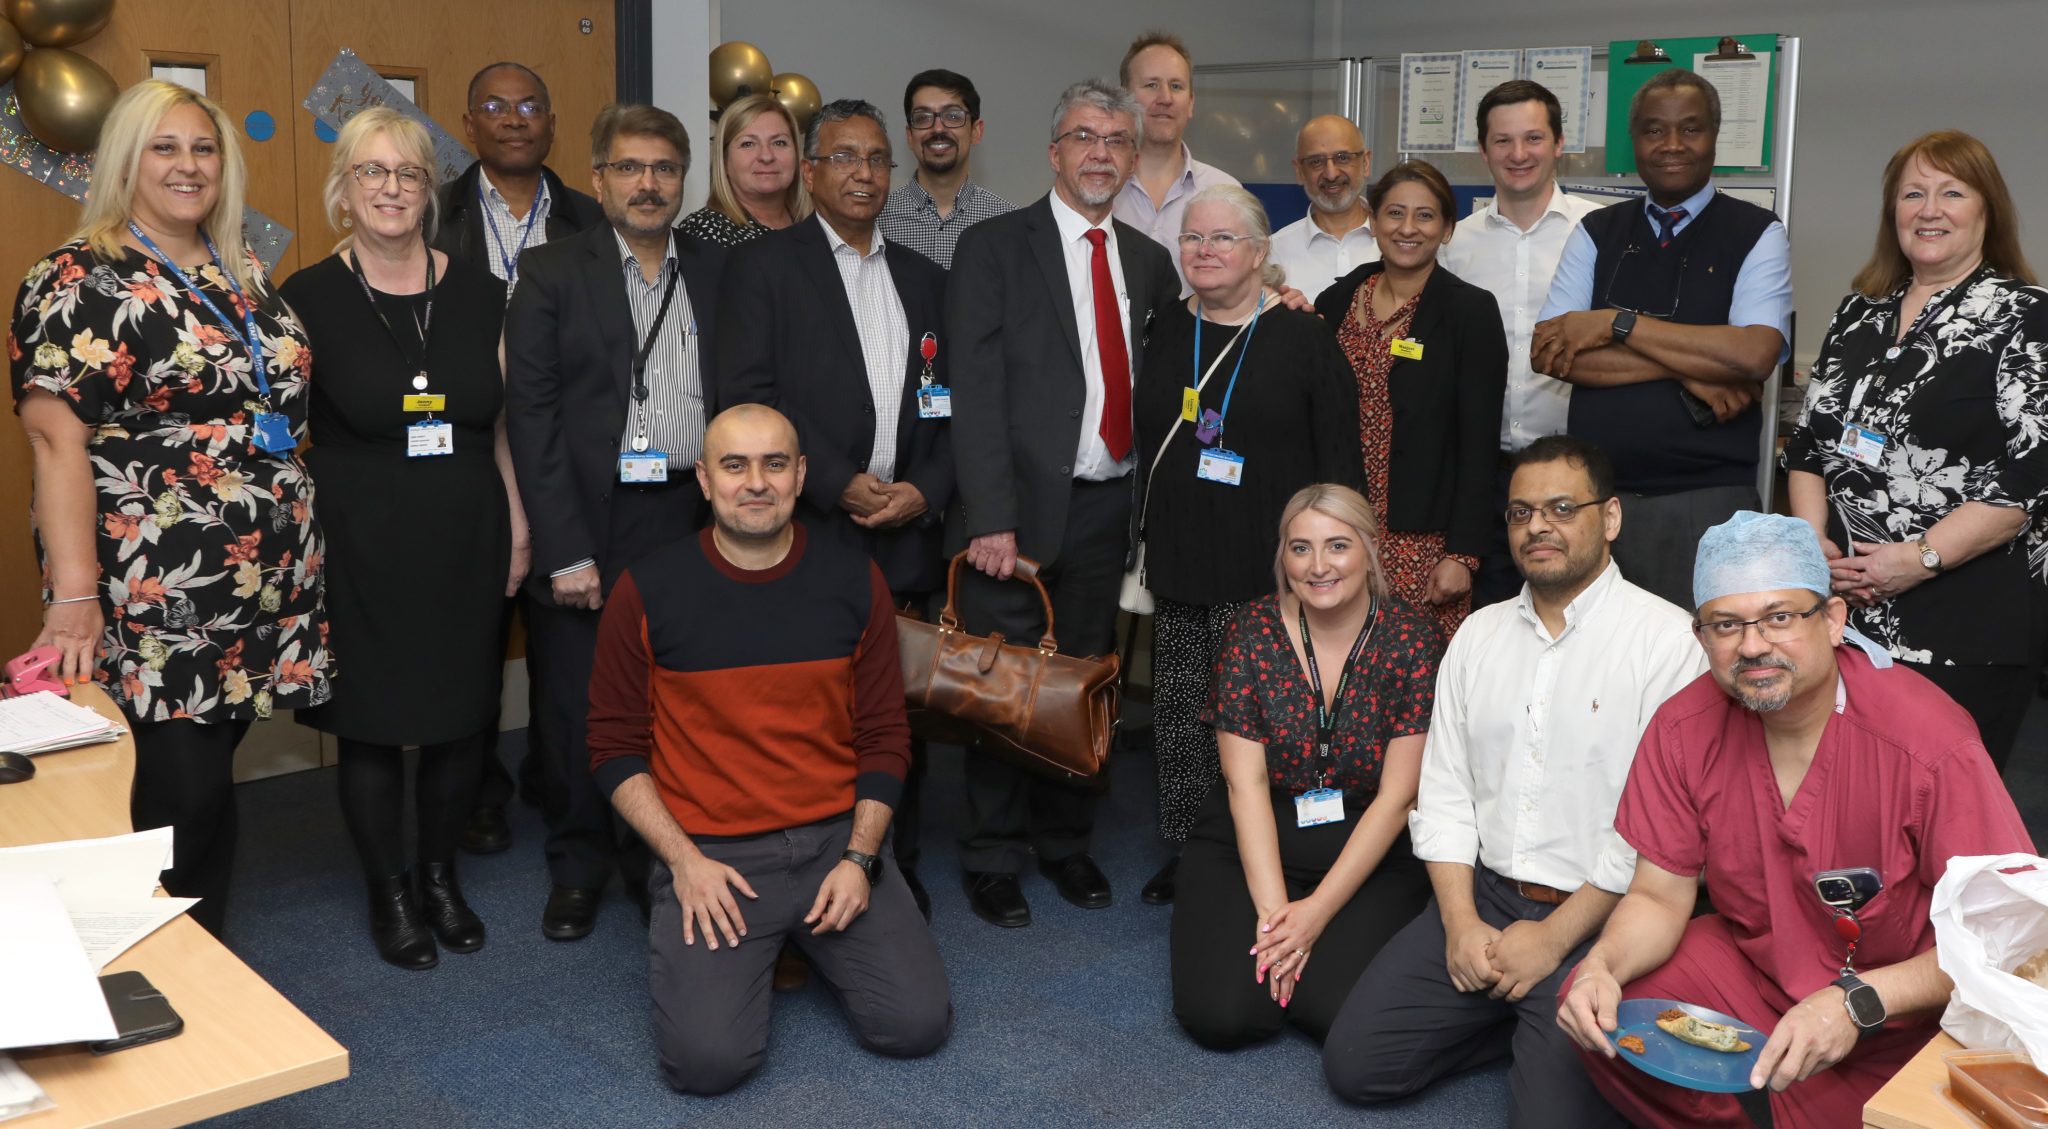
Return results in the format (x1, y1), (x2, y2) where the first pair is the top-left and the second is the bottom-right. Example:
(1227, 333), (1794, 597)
(1513, 880), (1577, 906)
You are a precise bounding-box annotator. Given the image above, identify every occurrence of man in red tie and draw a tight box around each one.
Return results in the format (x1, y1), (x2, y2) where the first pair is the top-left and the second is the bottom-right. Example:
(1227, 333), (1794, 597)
(944, 78), (1180, 928)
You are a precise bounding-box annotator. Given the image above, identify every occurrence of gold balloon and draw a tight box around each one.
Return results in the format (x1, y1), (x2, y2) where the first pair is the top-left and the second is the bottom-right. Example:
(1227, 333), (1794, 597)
(3, 0), (114, 48)
(708, 41), (771, 110)
(771, 73), (821, 133)
(0, 20), (22, 85)
(16, 47), (117, 152)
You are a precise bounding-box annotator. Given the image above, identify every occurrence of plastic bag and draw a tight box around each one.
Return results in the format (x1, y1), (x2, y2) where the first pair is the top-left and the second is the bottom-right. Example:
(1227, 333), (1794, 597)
(1933, 852), (2048, 1062)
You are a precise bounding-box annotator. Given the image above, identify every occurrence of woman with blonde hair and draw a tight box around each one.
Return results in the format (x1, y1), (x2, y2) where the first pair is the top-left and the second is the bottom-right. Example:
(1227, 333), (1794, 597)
(279, 107), (520, 968)
(678, 92), (811, 246)
(9, 79), (331, 937)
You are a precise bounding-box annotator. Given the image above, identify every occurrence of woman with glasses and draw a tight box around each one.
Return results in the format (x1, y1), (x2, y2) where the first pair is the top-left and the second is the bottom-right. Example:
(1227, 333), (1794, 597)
(1316, 160), (1508, 641)
(279, 108), (518, 968)
(1131, 184), (1361, 906)
(10, 80), (332, 937)
(1785, 130), (2048, 771)
(679, 93), (811, 247)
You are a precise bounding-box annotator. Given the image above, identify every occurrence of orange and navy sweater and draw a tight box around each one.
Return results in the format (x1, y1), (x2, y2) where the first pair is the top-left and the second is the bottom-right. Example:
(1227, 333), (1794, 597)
(587, 524), (911, 837)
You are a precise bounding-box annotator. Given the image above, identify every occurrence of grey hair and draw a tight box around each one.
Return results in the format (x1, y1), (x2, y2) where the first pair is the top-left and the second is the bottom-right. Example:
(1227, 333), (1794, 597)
(1184, 184), (1286, 288)
(804, 98), (888, 159)
(1629, 68), (1721, 133)
(1048, 78), (1140, 142)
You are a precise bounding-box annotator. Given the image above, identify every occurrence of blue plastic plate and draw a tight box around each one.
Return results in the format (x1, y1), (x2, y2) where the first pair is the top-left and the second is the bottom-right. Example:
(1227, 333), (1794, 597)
(1606, 998), (1766, 1094)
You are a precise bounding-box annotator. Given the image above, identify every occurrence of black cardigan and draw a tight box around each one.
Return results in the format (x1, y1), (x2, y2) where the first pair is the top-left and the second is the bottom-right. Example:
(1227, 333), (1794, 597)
(1314, 261), (1507, 558)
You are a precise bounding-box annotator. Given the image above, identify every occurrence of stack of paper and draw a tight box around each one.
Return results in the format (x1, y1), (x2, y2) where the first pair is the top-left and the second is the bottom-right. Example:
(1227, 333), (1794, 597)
(0, 691), (124, 754)
(0, 873), (116, 1050)
(0, 828), (196, 973)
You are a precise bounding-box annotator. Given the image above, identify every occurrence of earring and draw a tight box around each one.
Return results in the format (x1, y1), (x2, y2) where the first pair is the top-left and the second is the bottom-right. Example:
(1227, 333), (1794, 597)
(342, 214), (352, 228)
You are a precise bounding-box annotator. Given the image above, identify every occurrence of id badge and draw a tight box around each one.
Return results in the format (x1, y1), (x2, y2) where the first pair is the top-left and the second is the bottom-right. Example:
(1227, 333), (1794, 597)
(406, 420), (454, 457)
(1195, 447), (1244, 486)
(402, 394), (447, 413)
(1390, 338), (1424, 361)
(1181, 387), (1200, 422)
(1836, 424), (1887, 468)
(918, 386), (953, 419)
(1294, 788), (1346, 828)
(618, 450), (670, 483)
(251, 411), (295, 454)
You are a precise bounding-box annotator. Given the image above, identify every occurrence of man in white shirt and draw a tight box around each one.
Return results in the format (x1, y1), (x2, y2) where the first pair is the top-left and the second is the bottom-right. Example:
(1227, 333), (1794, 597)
(1111, 30), (1239, 278)
(1266, 115), (1378, 303)
(1323, 435), (1705, 1128)
(1440, 80), (1603, 609)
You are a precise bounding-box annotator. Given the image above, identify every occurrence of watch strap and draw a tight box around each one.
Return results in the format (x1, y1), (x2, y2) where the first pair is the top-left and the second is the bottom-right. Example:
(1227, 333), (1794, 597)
(841, 849), (882, 886)
(1611, 308), (1637, 343)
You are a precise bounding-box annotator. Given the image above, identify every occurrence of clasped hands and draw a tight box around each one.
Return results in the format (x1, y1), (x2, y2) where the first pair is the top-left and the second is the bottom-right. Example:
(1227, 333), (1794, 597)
(670, 849), (872, 951)
(1249, 895), (1336, 1008)
(1820, 536), (1931, 608)
(1445, 915), (1568, 1003)
(841, 473), (927, 530)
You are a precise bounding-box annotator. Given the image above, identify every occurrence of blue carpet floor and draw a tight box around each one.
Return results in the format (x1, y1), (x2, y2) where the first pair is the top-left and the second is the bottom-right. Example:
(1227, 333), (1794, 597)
(200, 701), (2048, 1128)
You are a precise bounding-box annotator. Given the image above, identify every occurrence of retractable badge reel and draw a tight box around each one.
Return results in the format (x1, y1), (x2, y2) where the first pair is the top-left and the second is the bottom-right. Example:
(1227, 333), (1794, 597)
(618, 363), (670, 483)
(916, 332), (951, 418)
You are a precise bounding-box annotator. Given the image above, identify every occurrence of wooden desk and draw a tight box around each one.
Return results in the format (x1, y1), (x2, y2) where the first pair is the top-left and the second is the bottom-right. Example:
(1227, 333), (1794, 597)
(1, 687), (348, 1128)
(1866, 1033), (1978, 1129)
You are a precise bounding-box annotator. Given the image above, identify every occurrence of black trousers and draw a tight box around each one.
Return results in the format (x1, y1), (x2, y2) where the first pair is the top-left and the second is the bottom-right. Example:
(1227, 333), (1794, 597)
(1611, 483), (1759, 611)
(952, 477), (1130, 874)
(890, 587), (939, 875)
(130, 717), (252, 937)
(474, 593), (547, 813)
(1472, 461), (1521, 611)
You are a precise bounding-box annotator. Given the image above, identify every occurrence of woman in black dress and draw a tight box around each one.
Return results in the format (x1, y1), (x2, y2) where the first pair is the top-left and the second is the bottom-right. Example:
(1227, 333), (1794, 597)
(281, 108), (519, 968)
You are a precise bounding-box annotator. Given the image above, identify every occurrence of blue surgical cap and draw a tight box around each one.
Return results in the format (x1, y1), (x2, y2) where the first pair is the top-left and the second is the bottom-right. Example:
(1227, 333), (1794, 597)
(1692, 511), (1893, 668)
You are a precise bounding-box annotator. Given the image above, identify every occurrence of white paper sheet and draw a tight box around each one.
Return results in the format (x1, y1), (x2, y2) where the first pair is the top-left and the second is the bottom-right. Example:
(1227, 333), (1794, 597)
(0, 827), (176, 901)
(1694, 53), (1771, 168)
(1398, 53), (1461, 152)
(1525, 46), (1595, 154)
(0, 874), (116, 1049)
(1587, 68), (1608, 151)
(69, 898), (200, 971)
(1456, 50), (1523, 151)
(0, 691), (122, 754)
(0, 1054), (54, 1123)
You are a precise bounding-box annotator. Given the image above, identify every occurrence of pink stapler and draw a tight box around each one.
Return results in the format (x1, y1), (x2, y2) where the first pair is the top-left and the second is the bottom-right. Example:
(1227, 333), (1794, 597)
(2, 646), (68, 698)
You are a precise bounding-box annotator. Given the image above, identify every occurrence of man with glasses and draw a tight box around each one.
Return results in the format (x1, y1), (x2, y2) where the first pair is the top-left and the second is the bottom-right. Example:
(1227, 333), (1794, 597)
(504, 103), (725, 941)
(1557, 511), (2031, 1129)
(1325, 435), (1702, 1126)
(1112, 31), (1240, 281)
(945, 78), (1178, 928)
(1267, 115), (1377, 304)
(877, 70), (1014, 269)
(1529, 69), (1792, 609)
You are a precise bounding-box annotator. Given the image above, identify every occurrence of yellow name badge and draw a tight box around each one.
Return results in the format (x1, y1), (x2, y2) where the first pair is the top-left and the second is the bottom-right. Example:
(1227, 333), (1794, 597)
(1181, 387), (1201, 422)
(402, 394), (447, 412)
(1390, 338), (1424, 361)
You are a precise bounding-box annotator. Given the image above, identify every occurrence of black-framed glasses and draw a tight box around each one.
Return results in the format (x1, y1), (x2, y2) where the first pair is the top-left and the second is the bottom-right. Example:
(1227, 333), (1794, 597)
(816, 152), (896, 172)
(599, 159), (684, 181)
(1601, 246), (1685, 319)
(1505, 497), (1609, 525)
(473, 98), (546, 120)
(1176, 231), (1259, 252)
(1690, 601), (1829, 648)
(1054, 128), (1135, 154)
(1299, 150), (1364, 173)
(351, 162), (430, 193)
(907, 108), (971, 130)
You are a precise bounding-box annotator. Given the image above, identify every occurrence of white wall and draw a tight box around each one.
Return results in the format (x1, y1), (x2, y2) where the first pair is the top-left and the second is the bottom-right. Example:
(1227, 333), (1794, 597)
(652, 0), (717, 211)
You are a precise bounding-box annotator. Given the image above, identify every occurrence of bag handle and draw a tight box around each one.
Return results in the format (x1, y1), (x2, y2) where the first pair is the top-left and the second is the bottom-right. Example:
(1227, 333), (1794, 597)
(937, 550), (1059, 654)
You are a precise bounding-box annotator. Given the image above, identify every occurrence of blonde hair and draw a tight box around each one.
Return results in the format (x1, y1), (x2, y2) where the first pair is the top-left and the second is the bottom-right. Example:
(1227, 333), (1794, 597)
(707, 93), (812, 227)
(1273, 484), (1390, 602)
(1185, 183), (1285, 288)
(77, 79), (257, 291)
(322, 108), (440, 250)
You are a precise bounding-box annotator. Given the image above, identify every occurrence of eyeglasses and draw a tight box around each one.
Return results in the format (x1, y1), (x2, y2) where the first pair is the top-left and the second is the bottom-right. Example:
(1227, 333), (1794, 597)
(1176, 230), (1259, 252)
(599, 159), (684, 181)
(1691, 601), (1830, 648)
(1505, 497), (1608, 525)
(1299, 150), (1365, 173)
(473, 98), (546, 120)
(907, 108), (971, 130)
(1602, 247), (1686, 320)
(1055, 128), (1135, 154)
(351, 163), (430, 193)
(816, 152), (896, 172)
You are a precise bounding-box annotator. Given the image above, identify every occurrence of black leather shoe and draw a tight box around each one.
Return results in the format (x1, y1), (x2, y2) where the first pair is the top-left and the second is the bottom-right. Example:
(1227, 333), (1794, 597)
(367, 873), (438, 970)
(963, 871), (1030, 928)
(542, 885), (601, 941)
(417, 861), (486, 953)
(1141, 856), (1178, 906)
(1040, 853), (1113, 909)
(459, 805), (511, 855)
(902, 867), (932, 921)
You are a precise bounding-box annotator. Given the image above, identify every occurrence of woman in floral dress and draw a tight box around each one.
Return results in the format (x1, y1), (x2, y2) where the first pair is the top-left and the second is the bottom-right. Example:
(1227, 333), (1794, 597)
(10, 80), (331, 936)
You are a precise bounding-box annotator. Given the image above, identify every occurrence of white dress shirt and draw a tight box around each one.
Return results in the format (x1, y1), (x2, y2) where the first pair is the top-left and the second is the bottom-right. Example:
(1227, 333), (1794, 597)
(1438, 184), (1601, 451)
(1048, 190), (1135, 481)
(819, 216), (910, 482)
(478, 171), (554, 296)
(1408, 561), (1707, 894)
(1267, 212), (1378, 305)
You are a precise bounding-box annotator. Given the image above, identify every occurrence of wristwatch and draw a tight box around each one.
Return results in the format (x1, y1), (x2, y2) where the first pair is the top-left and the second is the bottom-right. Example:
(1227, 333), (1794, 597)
(1610, 308), (1638, 344)
(1917, 536), (1944, 573)
(841, 849), (883, 887)
(1833, 972), (1888, 1037)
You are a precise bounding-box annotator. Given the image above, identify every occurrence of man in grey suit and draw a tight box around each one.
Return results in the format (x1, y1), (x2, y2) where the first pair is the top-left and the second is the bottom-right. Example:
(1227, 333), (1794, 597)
(945, 79), (1180, 928)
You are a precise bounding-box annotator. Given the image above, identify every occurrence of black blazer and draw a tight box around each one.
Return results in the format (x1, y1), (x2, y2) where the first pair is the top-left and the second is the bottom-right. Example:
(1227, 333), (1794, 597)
(433, 161), (607, 277)
(1314, 261), (1507, 558)
(944, 194), (1180, 566)
(503, 223), (725, 600)
(712, 218), (953, 595)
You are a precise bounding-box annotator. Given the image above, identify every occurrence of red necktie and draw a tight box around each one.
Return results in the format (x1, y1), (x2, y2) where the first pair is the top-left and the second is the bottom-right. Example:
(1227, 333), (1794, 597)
(1084, 228), (1132, 462)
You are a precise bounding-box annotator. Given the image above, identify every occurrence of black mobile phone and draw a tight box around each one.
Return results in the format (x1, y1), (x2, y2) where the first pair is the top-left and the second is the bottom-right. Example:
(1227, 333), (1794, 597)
(1813, 867), (1884, 913)
(89, 970), (184, 1055)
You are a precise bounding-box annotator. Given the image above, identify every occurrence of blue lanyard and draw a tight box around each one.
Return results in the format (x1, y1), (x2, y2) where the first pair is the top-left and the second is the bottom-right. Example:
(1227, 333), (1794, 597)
(127, 222), (269, 400)
(1189, 296), (1265, 438)
(480, 177), (547, 282)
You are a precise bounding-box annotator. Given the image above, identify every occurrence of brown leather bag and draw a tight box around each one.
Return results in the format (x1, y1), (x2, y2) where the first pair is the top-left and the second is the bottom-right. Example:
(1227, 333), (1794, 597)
(897, 552), (1120, 787)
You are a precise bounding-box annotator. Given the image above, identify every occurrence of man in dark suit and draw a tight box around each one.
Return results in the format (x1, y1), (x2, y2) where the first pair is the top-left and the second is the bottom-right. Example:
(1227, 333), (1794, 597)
(714, 100), (952, 919)
(945, 79), (1180, 928)
(505, 103), (724, 940)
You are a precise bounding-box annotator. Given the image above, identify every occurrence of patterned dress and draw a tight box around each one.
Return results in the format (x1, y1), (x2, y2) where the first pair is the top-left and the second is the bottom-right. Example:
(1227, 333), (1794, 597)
(677, 206), (771, 248)
(9, 241), (333, 724)
(1339, 272), (1479, 640)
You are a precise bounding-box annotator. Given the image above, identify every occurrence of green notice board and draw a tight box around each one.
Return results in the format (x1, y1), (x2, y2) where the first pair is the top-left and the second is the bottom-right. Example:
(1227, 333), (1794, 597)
(1605, 34), (1779, 175)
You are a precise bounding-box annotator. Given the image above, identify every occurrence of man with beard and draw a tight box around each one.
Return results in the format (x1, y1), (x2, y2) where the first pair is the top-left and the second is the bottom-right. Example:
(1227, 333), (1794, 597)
(1557, 511), (2032, 1129)
(1112, 31), (1240, 279)
(505, 103), (725, 940)
(877, 70), (1014, 269)
(589, 404), (950, 1094)
(945, 79), (1179, 927)
(1267, 115), (1378, 303)
(1323, 435), (1702, 1126)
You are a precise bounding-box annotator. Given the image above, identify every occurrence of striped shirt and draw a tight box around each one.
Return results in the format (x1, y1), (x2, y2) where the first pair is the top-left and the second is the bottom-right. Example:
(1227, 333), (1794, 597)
(876, 176), (1015, 269)
(613, 230), (703, 467)
(478, 173), (553, 295)
(818, 217), (909, 481)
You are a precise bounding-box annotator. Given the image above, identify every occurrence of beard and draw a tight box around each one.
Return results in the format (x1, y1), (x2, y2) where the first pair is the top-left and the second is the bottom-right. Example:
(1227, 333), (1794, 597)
(1310, 180), (1362, 215)
(1727, 655), (1797, 713)
(1070, 162), (1123, 207)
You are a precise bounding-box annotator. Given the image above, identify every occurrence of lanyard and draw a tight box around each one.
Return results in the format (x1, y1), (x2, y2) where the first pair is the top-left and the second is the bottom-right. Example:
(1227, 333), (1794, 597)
(1189, 296), (1265, 439)
(480, 177), (547, 283)
(346, 243), (436, 390)
(628, 264), (683, 451)
(1298, 597), (1379, 788)
(1840, 263), (1990, 425)
(127, 222), (269, 401)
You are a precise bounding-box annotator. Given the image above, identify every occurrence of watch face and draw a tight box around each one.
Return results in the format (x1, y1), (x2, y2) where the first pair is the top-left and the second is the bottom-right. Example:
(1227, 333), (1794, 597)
(1844, 983), (1886, 1026)
(1921, 548), (1940, 568)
